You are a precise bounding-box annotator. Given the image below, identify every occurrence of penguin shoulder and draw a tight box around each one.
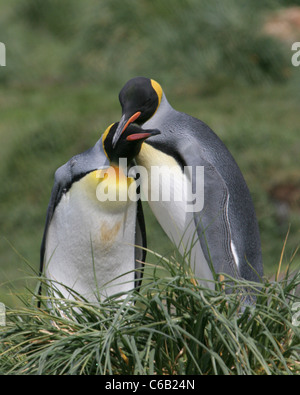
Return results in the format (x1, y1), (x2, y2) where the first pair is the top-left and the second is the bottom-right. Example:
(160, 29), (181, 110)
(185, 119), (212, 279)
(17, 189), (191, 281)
(54, 162), (71, 188)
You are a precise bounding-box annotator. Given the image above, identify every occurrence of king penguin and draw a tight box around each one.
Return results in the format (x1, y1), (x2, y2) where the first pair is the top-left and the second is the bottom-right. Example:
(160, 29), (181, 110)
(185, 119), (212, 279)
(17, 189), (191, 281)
(39, 122), (160, 303)
(113, 77), (263, 288)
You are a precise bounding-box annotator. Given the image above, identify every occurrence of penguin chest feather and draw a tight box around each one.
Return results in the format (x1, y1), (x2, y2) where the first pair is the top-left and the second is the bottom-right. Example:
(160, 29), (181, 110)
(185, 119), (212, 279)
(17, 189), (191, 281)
(45, 168), (137, 301)
(137, 144), (214, 287)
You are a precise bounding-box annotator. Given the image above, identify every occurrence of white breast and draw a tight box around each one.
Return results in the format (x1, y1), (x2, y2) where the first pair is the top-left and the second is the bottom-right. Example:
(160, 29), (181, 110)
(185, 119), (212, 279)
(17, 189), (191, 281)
(45, 169), (137, 302)
(137, 144), (214, 288)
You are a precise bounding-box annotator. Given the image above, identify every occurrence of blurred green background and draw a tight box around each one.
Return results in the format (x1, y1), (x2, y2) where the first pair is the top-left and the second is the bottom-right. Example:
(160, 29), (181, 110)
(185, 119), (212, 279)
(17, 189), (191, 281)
(0, 0), (299, 307)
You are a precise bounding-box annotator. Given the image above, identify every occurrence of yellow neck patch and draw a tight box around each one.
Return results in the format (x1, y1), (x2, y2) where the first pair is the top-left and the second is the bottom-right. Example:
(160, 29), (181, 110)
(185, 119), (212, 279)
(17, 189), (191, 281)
(102, 123), (114, 159)
(151, 79), (163, 108)
(95, 166), (135, 209)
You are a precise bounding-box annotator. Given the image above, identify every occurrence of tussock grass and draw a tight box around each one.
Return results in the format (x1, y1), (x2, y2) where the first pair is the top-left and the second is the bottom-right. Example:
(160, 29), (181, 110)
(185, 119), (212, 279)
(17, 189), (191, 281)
(0, 252), (299, 375)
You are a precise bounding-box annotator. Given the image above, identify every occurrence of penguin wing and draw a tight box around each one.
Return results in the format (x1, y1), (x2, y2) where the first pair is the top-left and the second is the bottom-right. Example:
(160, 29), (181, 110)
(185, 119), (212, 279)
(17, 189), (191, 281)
(134, 199), (147, 288)
(39, 139), (110, 278)
(179, 140), (239, 279)
(39, 163), (71, 278)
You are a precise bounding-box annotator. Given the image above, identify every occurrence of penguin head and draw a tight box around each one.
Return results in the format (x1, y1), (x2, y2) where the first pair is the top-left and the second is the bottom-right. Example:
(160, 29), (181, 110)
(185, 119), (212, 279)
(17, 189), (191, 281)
(103, 122), (160, 164)
(112, 77), (163, 148)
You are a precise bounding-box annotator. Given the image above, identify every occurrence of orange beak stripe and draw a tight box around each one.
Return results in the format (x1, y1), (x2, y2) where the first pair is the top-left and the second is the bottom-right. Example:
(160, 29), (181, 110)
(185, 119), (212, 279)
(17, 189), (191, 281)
(126, 132), (152, 141)
(122, 111), (141, 133)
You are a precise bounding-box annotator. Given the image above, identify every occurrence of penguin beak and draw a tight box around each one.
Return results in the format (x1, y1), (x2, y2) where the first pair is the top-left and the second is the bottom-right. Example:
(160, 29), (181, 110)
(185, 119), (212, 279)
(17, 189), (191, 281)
(126, 128), (160, 142)
(112, 111), (141, 148)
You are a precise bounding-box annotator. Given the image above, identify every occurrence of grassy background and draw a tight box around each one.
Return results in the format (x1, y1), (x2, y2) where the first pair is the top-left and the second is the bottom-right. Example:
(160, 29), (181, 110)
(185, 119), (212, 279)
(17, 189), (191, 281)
(0, 0), (299, 307)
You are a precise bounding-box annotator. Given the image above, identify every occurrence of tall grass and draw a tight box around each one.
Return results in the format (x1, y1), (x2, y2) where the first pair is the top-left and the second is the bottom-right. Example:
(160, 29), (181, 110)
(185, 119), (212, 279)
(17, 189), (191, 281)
(1, 251), (299, 375)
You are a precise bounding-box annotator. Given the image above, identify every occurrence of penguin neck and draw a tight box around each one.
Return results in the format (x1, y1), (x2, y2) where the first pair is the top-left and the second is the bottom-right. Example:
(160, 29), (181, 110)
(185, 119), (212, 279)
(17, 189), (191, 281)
(110, 159), (128, 173)
(144, 92), (173, 129)
(156, 91), (172, 115)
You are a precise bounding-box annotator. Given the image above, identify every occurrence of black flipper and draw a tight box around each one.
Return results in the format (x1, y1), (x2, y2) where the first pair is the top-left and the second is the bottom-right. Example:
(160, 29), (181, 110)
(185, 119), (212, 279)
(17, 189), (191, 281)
(134, 198), (147, 289)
